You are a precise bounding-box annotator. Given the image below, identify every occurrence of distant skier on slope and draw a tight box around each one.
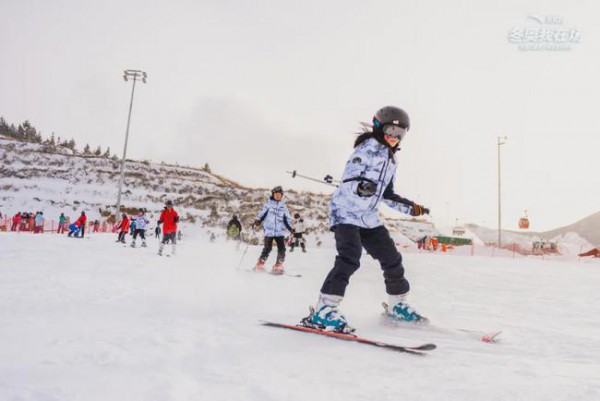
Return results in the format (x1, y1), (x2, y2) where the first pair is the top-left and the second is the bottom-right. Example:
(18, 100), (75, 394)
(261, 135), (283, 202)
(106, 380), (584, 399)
(131, 211), (149, 248)
(57, 213), (67, 234)
(226, 214), (243, 241)
(67, 212), (86, 238)
(68, 212), (87, 238)
(289, 213), (307, 253)
(306, 106), (430, 333)
(252, 186), (294, 274)
(158, 200), (179, 256)
(11, 212), (21, 231)
(116, 214), (130, 243)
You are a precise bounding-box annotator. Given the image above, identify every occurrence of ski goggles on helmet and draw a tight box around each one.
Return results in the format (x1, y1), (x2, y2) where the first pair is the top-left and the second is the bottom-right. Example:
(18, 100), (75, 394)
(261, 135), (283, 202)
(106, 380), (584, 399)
(382, 124), (408, 141)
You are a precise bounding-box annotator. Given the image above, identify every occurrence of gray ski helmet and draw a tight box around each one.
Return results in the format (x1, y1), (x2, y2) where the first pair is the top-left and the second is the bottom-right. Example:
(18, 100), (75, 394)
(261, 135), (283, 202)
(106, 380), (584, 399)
(166, 200), (173, 206)
(271, 186), (283, 194)
(373, 106), (410, 130)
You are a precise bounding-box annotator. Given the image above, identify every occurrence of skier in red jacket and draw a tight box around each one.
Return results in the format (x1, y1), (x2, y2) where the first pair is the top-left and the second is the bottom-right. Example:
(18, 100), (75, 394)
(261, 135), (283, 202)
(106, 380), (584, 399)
(158, 200), (179, 256)
(75, 212), (87, 238)
(116, 214), (130, 243)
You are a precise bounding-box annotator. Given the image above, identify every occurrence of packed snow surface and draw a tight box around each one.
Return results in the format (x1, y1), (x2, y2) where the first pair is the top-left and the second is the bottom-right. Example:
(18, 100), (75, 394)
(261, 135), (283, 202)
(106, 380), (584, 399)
(1, 231), (599, 401)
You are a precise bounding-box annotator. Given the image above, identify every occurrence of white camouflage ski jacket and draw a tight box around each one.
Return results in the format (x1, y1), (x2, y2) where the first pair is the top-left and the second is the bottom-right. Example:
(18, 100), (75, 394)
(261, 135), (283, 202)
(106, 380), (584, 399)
(329, 137), (416, 229)
(256, 199), (293, 237)
(133, 215), (149, 230)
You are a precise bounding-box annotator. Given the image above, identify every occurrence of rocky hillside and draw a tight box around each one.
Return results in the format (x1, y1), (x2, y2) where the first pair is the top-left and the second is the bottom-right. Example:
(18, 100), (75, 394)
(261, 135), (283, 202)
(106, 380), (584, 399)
(0, 136), (434, 243)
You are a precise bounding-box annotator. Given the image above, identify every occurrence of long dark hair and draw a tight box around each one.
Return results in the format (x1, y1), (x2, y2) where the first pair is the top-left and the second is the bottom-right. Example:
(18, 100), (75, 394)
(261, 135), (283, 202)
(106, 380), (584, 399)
(353, 125), (399, 158)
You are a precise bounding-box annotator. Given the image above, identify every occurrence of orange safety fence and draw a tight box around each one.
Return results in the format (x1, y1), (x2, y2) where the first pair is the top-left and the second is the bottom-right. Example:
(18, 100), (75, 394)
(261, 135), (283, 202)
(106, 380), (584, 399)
(0, 217), (118, 234)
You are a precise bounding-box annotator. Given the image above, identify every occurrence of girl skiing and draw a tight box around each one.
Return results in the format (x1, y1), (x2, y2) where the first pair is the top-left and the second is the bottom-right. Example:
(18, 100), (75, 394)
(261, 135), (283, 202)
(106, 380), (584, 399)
(308, 106), (430, 333)
(252, 186), (294, 274)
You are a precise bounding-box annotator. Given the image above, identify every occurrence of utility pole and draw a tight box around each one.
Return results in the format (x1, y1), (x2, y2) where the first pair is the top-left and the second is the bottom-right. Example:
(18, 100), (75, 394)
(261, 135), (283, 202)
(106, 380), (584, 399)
(115, 69), (147, 219)
(497, 136), (507, 249)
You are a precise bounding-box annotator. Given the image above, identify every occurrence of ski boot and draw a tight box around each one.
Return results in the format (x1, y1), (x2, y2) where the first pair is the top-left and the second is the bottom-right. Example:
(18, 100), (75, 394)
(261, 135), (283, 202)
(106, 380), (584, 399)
(271, 261), (285, 275)
(253, 258), (266, 272)
(302, 294), (355, 334)
(383, 294), (428, 324)
(131, 242), (136, 248)
(141, 241), (147, 248)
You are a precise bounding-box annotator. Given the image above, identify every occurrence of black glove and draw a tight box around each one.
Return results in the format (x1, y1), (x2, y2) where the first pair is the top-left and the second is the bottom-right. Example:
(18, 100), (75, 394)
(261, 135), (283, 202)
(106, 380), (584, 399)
(157, 220), (163, 226)
(410, 203), (430, 217)
(252, 220), (261, 229)
(357, 181), (377, 197)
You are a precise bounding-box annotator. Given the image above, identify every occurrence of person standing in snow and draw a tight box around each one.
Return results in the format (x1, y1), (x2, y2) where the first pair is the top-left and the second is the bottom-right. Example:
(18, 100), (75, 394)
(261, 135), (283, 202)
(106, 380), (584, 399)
(289, 213), (307, 253)
(34, 212), (44, 234)
(226, 214), (243, 241)
(57, 213), (67, 234)
(252, 186), (294, 274)
(131, 211), (149, 248)
(76, 212), (87, 238)
(158, 200), (179, 256)
(11, 212), (21, 231)
(116, 214), (130, 243)
(306, 106), (430, 333)
(129, 218), (136, 237)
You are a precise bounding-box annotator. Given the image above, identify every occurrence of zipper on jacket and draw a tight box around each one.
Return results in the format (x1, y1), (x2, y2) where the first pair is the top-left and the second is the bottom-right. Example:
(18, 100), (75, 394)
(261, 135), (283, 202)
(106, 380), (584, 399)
(370, 154), (389, 211)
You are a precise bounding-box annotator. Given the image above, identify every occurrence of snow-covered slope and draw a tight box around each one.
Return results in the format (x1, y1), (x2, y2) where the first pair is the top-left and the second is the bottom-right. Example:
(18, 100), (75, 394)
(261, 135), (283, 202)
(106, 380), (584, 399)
(2, 232), (599, 401)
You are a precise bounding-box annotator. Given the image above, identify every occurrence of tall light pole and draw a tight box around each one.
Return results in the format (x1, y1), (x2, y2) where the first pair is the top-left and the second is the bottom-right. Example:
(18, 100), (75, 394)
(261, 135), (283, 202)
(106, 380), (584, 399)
(115, 69), (147, 219)
(497, 136), (507, 249)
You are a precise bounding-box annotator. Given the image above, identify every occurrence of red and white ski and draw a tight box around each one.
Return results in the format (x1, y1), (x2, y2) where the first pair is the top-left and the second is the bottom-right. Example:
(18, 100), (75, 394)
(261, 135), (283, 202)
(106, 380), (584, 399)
(260, 320), (436, 355)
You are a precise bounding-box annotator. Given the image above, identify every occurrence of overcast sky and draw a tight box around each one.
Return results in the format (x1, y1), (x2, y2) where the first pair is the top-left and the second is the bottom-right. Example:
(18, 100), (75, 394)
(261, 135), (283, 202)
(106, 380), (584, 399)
(1, 0), (599, 231)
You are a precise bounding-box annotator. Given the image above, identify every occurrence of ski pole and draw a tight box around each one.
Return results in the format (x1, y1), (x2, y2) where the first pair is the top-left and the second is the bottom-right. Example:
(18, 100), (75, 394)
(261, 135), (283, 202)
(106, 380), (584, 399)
(286, 170), (339, 188)
(236, 228), (256, 270)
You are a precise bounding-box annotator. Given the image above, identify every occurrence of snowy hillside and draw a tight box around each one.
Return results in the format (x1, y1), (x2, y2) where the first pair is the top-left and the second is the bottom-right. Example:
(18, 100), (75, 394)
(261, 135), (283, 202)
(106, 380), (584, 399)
(2, 232), (600, 401)
(0, 136), (433, 243)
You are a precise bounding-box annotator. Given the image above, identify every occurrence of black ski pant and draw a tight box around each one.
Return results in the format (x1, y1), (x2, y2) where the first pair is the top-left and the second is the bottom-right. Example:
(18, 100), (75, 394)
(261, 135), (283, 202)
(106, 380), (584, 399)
(259, 236), (286, 263)
(133, 229), (146, 241)
(320, 224), (409, 297)
(290, 233), (306, 251)
(162, 232), (177, 244)
(117, 231), (127, 242)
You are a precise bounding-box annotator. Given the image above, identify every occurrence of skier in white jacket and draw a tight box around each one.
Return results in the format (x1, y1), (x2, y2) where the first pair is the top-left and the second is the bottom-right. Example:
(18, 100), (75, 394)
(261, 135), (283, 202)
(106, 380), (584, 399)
(131, 211), (149, 248)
